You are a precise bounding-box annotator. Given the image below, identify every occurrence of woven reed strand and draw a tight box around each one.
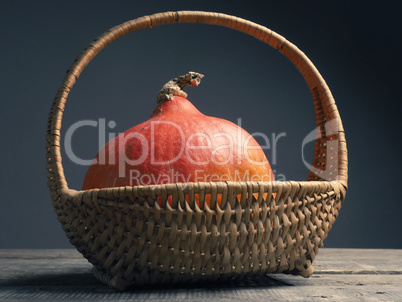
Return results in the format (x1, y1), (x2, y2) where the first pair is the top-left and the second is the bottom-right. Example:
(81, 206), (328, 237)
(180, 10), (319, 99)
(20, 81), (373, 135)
(46, 11), (348, 291)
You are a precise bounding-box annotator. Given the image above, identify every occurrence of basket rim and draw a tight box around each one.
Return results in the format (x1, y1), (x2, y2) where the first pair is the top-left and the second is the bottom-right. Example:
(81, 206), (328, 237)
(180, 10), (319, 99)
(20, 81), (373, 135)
(60, 179), (346, 212)
(66, 179), (342, 193)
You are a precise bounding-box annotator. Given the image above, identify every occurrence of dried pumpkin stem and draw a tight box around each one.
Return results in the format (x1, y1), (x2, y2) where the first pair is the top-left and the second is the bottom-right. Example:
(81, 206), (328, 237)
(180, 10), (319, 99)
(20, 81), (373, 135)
(156, 71), (204, 104)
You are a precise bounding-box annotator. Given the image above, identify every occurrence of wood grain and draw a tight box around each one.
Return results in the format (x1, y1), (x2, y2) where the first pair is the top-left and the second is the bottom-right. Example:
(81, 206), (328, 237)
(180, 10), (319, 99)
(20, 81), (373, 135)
(1, 248), (401, 301)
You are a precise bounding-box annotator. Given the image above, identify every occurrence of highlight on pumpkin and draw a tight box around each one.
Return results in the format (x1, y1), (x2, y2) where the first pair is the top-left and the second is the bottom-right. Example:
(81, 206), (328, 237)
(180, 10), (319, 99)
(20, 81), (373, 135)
(83, 72), (275, 207)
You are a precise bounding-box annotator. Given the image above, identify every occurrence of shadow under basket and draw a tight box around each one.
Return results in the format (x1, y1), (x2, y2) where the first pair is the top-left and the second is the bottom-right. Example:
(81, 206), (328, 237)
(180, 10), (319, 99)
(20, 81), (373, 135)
(46, 11), (348, 291)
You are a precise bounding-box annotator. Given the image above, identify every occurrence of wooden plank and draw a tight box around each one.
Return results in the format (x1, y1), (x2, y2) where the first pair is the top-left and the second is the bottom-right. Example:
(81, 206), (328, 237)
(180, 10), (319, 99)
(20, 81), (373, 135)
(0, 249), (401, 301)
(314, 248), (402, 274)
(0, 249), (81, 259)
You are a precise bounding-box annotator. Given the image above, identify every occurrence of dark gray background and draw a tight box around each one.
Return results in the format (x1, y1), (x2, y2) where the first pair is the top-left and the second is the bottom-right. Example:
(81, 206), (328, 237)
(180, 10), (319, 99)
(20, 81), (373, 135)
(1, 1), (401, 249)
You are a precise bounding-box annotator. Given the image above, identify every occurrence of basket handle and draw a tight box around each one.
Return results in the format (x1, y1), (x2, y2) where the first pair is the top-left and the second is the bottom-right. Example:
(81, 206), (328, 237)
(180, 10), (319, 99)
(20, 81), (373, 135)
(46, 11), (348, 200)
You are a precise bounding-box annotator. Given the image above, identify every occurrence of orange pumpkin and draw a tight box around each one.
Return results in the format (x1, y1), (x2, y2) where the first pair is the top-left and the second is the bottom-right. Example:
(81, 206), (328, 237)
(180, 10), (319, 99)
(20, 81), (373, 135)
(83, 72), (274, 206)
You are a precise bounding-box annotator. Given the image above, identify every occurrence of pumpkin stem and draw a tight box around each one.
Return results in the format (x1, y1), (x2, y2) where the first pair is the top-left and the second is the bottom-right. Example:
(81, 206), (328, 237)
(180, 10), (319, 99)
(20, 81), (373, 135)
(156, 72), (204, 104)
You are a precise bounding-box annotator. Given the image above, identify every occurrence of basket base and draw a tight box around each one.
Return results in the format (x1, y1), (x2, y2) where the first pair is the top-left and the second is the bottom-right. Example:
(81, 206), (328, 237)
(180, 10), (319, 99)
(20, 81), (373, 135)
(91, 266), (244, 291)
(91, 264), (314, 291)
(92, 266), (129, 291)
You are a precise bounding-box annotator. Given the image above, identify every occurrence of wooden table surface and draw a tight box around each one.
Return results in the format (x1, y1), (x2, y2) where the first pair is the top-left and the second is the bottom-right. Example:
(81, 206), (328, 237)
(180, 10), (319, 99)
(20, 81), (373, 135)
(1, 248), (401, 301)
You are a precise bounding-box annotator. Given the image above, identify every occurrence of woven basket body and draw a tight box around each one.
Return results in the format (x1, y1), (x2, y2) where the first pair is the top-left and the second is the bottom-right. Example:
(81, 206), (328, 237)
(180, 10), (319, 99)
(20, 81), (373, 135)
(46, 11), (348, 291)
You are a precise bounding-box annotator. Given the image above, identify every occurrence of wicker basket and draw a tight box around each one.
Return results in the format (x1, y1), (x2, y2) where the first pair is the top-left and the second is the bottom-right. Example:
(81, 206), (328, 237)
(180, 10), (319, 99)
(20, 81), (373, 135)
(46, 11), (348, 291)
